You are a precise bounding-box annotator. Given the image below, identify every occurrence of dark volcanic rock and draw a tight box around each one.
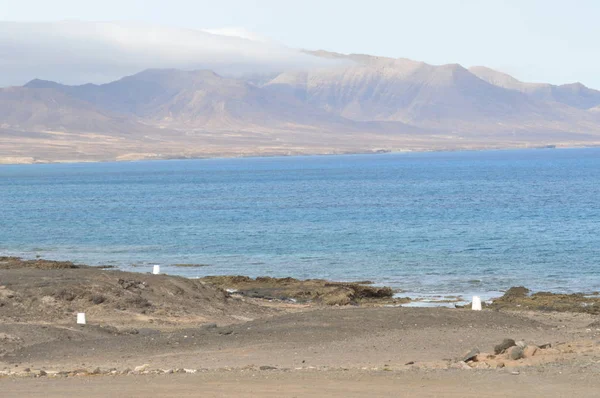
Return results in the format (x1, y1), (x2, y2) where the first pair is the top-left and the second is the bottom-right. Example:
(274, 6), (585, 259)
(494, 339), (516, 355)
(199, 275), (401, 306)
(503, 287), (530, 299)
(490, 287), (600, 314)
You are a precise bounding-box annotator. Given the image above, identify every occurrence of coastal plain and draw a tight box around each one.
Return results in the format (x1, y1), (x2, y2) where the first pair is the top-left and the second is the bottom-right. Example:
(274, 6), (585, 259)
(2, 258), (600, 397)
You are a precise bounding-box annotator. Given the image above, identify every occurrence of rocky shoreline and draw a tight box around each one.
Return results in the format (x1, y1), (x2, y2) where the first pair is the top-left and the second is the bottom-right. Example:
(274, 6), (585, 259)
(199, 275), (405, 306)
(2, 256), (600, 396)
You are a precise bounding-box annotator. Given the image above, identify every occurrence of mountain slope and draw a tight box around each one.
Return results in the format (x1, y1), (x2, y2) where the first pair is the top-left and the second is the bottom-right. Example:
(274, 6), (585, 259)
(26, 69), (366, 131)
(264, 52), (600, 134)
(4, 57), (600, 164)
(469, 66), (600, 110)
(0, 86), (146, 134)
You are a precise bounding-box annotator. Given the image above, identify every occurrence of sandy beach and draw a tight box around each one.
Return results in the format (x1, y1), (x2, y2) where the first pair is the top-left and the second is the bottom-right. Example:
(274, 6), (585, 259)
(2, 257), (600, 397)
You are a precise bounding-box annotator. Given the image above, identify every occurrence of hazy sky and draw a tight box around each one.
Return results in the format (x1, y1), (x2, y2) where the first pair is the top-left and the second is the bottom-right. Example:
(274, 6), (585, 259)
(1, 0), (599, 87)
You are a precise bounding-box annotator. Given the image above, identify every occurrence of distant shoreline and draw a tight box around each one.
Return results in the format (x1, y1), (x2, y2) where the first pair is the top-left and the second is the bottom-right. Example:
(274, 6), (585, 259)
(1, 143), (598, 166)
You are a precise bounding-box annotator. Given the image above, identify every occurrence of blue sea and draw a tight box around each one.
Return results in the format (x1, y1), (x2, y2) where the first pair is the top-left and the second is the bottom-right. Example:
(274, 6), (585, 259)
(1, 148), (599, 302)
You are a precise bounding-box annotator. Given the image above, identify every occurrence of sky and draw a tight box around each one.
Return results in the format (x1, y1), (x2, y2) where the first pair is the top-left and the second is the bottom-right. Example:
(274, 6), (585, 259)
(0, 0), (599, 88)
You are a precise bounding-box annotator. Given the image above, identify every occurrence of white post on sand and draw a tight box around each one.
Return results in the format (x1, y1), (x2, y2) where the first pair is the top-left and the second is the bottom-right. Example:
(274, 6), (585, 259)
(152, 265), (160, 275)
(77, 313), (86, 325)
(472, 296), (482, 311)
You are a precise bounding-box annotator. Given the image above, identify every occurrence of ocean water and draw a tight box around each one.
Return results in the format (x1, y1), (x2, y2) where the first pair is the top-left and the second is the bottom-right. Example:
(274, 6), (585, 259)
(1, 148), (599, 301)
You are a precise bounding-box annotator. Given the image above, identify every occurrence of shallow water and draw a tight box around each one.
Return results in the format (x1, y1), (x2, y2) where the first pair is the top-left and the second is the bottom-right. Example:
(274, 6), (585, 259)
(1, 148), (599, 300)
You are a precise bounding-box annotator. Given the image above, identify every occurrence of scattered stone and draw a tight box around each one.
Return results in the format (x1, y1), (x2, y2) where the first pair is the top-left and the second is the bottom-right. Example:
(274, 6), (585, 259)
(118, 279), (147, 291)
(259, 366), (278, 371)
(0, 333), (22, 343)
(495, 362), (505, 369)
(507, 346), (525, 360)
(133, 364), (150, 373)
(41, 296), (58, 306)
(516, 341), (527, 348)
(92, 367), (102, 375)
(90, 294), (106, 305)
(405, 361), (415, 365)
(183, 369), (197, 374)
(539, 343), (552, 349)
(451, 361), (472, 370)
(494, 339), (516, 355)
(461, 348), (480, 362)
(511, 371), (520, 375)
(98, 325), (120, 335)
(203, 323), (218, 330)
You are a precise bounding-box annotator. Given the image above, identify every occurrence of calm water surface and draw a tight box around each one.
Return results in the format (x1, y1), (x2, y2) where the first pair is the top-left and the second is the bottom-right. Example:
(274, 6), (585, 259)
(1, 148), (599, 301)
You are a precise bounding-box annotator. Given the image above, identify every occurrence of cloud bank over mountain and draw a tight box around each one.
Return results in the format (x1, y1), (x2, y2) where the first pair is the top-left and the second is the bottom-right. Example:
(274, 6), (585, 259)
(0, 21), (346, 86)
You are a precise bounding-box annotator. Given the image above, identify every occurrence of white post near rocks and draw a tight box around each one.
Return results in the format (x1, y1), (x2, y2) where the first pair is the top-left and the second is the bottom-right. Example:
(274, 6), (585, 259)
(472, 296), (482, 311)
(152, 265), (160, 275)
(77, 313), (86, 324)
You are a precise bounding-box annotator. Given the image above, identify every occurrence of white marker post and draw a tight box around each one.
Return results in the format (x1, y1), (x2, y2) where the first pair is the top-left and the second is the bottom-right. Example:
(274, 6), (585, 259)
(77, 313), (86, 325)
(472, 296), (482, 311)
(152, 265), (160, 275)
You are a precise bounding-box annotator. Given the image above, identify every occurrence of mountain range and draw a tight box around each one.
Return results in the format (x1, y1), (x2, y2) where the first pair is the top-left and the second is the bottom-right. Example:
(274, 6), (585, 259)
(2, 50), (600, 163)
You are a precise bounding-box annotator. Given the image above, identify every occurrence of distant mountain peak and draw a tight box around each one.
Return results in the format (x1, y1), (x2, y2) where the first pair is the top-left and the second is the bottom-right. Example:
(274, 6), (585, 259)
(3, 61), (600, 163)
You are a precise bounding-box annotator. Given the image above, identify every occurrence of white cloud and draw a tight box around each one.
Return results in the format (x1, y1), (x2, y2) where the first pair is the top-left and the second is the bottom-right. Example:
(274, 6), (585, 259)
(0, 21), (345, 86)
(201, 27), (271, 43)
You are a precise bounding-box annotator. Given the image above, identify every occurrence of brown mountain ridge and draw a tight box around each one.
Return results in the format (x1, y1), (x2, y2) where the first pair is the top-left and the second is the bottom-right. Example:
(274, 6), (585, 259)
(2, 52), (600, 163)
